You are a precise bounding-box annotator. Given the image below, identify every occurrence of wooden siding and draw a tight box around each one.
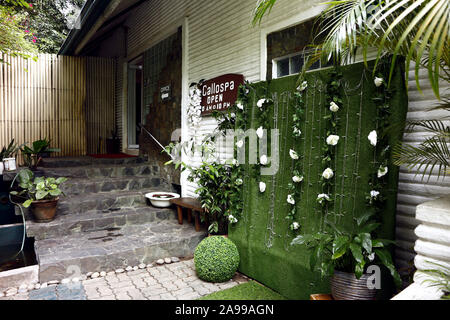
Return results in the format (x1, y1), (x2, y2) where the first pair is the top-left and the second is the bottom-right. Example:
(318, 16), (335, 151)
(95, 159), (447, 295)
(0, 54), (116, 161)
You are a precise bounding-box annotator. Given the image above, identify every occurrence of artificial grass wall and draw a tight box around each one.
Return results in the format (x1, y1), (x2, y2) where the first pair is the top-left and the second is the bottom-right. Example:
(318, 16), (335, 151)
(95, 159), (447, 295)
(229, 61), (408, 300)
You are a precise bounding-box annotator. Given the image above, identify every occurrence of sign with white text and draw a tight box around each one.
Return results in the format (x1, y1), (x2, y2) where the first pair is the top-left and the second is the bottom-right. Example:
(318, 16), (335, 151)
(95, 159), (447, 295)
(201, 74), (244, 116)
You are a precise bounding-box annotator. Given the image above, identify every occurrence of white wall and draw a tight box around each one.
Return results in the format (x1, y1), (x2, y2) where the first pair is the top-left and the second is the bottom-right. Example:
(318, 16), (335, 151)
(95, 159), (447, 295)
(120, 0), (450, 277)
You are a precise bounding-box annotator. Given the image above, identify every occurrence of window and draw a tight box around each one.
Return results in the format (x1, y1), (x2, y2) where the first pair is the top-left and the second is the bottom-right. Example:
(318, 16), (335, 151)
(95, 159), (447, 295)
(273, 51), (329, 79)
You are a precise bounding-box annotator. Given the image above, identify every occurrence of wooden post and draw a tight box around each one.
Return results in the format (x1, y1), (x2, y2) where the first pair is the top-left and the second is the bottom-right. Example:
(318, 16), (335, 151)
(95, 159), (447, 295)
(177, 206), (183, 225)
(187, 209), (192, 223)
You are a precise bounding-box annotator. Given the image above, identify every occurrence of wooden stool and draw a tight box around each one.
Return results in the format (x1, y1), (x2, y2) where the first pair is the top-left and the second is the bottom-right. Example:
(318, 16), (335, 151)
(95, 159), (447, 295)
(310, 294), (334, 300)
(170, 197), (204, 232)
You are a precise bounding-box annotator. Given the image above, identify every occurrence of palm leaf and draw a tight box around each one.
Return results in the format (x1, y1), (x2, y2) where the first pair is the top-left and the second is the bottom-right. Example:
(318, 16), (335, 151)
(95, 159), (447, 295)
(252, 0), (277, 26)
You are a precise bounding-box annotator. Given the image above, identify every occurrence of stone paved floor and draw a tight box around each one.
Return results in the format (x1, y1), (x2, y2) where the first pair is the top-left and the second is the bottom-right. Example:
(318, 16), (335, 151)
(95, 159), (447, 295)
(0, 259), (248, 301)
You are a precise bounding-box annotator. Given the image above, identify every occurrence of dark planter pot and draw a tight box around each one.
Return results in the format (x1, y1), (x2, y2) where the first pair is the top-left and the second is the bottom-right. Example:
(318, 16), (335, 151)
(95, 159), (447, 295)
(30, 198), (59, 223)
(331, 270), (377, 300)
(106, 138), (121, 154)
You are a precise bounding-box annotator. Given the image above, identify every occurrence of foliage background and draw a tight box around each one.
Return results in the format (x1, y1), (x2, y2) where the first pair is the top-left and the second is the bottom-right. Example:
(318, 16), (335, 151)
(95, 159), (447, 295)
(229, 61), (408, 299)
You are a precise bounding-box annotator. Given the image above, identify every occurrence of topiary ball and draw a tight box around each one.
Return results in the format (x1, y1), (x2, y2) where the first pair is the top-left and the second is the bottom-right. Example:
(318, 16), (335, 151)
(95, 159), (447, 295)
(194, 236), (240, 283)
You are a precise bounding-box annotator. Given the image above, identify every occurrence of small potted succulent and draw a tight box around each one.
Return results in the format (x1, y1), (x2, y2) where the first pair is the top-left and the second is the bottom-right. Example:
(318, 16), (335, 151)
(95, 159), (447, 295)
(10, 169), (68, 223)
(291, 211), (401, 300)
(21, 139), (60, 169)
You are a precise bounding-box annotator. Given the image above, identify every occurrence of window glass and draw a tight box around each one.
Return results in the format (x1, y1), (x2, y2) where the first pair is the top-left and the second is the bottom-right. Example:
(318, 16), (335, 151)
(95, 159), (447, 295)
(277, 58), (290, 78)
(290, 54), (304, 74)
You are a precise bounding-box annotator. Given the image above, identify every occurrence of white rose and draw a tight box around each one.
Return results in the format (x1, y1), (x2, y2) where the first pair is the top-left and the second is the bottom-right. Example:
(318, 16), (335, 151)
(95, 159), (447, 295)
(289, 149), (299, 160)
(291, 222), (300, 230)
(256, 127), (264, 139)
(297, 81), (308, 92)
(236, 140), (244, 148)
(292, 176), (304, 183)
(330, 102), (340, 113)
(293, 127), (302, 136)
(230, 113), (236, 118)
(368, 130), (378, 147)
(287, 194), (296, 205)
(257, 99), (266, 109)
(259, 182), (266, 193)
(322, 168), (334, 180)
(237, 103), (244, 110)
(317, 194), (330, 204)
(378, 166), (388, 178)
(374, 77), (384, 87)
(228, 215), (238, 224)
(236, 179), (243, 186)
(370, 190), (380, 198)
(326, 135), (340, 146)
(368, 253), (375, 262)
(260, 155), (268, 165)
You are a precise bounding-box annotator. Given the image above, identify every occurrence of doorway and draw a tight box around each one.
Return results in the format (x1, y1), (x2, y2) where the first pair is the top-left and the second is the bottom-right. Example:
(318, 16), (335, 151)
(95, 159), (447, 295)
(127, 57), (143, 149)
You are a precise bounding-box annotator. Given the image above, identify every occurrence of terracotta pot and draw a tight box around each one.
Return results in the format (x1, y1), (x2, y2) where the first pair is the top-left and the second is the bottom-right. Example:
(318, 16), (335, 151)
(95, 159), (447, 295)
(31, 198), (59, 223)
(331, 270), (377, 300)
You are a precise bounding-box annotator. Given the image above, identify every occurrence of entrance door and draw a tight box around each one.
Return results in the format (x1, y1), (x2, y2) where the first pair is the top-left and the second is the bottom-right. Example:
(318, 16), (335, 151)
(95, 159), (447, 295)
(127, 57), (143, 149)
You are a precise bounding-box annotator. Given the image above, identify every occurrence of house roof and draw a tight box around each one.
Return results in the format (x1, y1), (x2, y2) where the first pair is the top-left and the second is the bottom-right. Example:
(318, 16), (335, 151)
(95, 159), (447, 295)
(59, 0), (144, 56)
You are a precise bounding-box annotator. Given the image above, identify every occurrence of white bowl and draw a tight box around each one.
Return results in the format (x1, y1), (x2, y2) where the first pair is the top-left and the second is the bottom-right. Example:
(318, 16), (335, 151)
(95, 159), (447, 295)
(145, 192), (180, 208)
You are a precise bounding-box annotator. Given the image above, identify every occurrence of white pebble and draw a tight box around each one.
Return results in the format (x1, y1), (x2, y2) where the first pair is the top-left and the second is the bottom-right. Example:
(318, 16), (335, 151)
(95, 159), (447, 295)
(6, 287), (18, 296)
(139, 264), (146, 269)
(164, 258), (172, 264)
(115, 268), (125, 274)
(27, 284), (35, 291)
(100, 271), (107, 277)
(133, 266), (139, 271)
(61, 279), (71, 284)
(107, 271), (116, 276)
(125, 266), (133, 272)
(40, 283), (48, 289)
(156, 259), (164, 265)
(48, 280), (59, 285)
(171, 257), (180, 263)
(146, 264), (153, 269)
(91, 272), (100, 279)
(86, 272), (93, 277)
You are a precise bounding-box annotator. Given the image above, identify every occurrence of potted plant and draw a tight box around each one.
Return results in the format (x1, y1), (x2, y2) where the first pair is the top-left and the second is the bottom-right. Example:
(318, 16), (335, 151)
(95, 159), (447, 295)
(10, 169), (68, 223)
(0, 139), (21, 172)
(21, 139), (60, 169)
(291, 211), (402, 300)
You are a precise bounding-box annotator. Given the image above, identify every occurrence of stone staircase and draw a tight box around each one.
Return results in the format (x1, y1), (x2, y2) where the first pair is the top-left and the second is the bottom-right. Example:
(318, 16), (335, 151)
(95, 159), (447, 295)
(20, 157), (206, 283)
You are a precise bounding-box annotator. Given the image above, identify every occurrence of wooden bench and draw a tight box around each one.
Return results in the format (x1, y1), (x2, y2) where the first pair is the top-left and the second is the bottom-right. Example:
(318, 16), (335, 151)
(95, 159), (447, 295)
(170, 197), (204, 232)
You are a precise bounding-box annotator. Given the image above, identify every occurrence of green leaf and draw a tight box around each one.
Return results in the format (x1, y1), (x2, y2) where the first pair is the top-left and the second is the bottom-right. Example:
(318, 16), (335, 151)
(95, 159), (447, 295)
(23, 200), (33, 208)
(35, 190), (49, 200)
(355, 211), (375, 227)
(360, 222), (381, 234)
(332, 236), (350, 260)
(350, 242), (364, 264)
(49, 189), (61, 197)
(359, 233), (373, 254)
(355, 261), (366, 279)
(375, 248), (402, 288)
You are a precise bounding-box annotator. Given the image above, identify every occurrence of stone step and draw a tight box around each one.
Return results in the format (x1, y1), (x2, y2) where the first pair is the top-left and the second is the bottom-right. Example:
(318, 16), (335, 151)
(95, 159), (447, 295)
(40, 156), (147, 168)
(56, 189), (166, 216)
(35, 220), (207, 282)
(35, 163), (160, 179)
(60, 176), (168, 196)
(26, 206), (178, 241)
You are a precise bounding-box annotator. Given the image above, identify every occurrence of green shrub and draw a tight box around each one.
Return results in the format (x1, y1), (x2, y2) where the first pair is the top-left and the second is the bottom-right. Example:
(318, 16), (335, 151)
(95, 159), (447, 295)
(194, 236), (240, 283)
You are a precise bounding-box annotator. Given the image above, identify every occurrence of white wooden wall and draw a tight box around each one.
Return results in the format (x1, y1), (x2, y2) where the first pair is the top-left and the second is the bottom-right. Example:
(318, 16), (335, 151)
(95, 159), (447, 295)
(120, 0), (450, 276)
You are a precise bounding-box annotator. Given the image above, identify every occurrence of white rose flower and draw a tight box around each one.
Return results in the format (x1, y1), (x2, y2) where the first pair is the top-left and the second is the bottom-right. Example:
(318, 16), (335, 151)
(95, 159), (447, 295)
(289, 149), (299, 160)
(317, 194), (331, 204)
(293, 127), (302, 136)
(368, 253), (376, 262)
(370, 190), (380, 198)
(230, 113), (236, 118)
(374, 77), (384, 87)
(236, 179), (243, 186)
(378, 166), (388, 178)
(237, 102), (244, 110)
(257, 99), (266, 109)
(292, 176), (304, 183)
(322, 168), (334, 180)
(236, 140), (244, 148)
(287, 194), (296, 205)
(260, 155), (268, 165)
(330, 102), (340, 113)
(259, 182), (266, 193)
(368, 130), (378, 147)
(297, 81), (308, 92)
(256, 126), (264, 139)
(326, 135), (340, 146)
(291, 222), (300, 231)
(232, 159), (238, 166)
(228, 215), (238, 224)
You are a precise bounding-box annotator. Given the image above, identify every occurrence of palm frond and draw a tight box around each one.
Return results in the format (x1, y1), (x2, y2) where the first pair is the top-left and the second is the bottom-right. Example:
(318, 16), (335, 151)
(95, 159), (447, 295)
(393, 136), (450, 180)
(252, 0), (277, 26)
